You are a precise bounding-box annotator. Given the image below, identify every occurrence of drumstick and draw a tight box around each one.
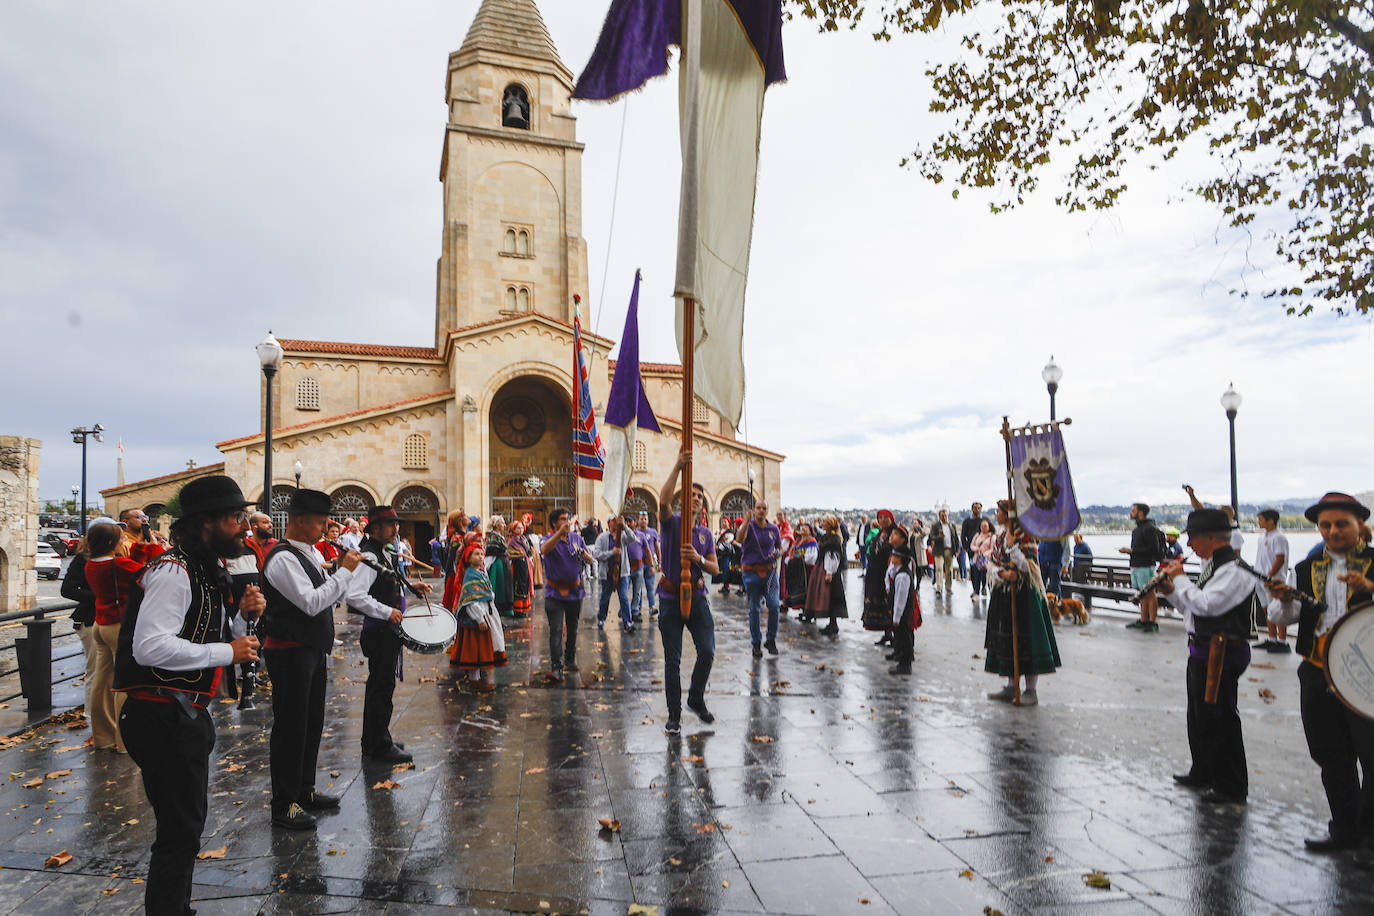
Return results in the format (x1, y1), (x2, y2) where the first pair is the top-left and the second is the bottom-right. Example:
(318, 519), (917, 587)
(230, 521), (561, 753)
(399, 553), (436, 572)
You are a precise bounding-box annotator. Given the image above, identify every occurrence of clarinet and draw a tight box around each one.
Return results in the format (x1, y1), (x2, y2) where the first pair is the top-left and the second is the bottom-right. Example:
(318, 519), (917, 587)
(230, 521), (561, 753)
(326, 540), (425, 598)
(1129, 568), (1174, 604)
(1233, 558), (1327, 614)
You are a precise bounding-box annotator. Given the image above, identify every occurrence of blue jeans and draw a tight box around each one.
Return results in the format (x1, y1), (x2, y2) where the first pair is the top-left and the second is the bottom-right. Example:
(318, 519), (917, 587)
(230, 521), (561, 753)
(641, 566), (658, 610)
(598, 574), (633, 627)
(629, 567), (645, 614)
(1043, 563), (1063, 598)
(658, 596), (715, 717)
(957, 549), (968, 578)
(743, 570), (780, 645)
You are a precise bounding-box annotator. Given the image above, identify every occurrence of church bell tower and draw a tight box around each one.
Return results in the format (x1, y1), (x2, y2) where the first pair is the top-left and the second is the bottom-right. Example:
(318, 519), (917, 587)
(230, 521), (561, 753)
(435, 0), (590, 345)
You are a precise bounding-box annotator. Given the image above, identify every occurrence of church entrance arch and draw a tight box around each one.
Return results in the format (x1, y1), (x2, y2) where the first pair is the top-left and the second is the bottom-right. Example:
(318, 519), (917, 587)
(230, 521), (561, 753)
(330, 486), (375, 524)
(488, 376), (572, 534)
(623, 488), (658, 529)
(720, 489), (755, 524)
(394, 485), (441, 561)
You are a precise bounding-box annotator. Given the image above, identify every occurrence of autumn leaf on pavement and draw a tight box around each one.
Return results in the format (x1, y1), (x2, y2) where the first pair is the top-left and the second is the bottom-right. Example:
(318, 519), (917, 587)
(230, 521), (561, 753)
(371, 779), (402, 790)
(1082, 871), (1111, 889)
(44, 770), (71, 779)
(751, 735), (773, 743)
(44, 850), (72, 868)
(597, 818), (621, 832)
(196, 846), (228, 860)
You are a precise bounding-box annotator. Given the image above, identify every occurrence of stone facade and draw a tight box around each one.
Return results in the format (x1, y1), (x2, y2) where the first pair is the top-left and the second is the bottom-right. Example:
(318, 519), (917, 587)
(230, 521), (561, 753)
(100, 0), (783, 542)
(0, 437), (41, 614)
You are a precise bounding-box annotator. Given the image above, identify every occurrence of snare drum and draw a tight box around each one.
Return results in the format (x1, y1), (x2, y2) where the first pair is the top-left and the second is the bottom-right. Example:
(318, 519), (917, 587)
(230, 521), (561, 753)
(396, 606), (458, 654)
(1323, 601), (1374, 721)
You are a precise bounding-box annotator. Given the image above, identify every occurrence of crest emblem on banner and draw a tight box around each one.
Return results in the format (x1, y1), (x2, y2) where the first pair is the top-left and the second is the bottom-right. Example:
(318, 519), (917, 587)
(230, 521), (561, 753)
(1023, 458), (1062, 511)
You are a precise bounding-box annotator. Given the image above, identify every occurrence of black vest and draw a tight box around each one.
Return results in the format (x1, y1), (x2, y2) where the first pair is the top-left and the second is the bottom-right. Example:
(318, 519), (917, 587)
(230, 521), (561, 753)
(888, 565), (915, 621)
(113, 547), (225, 697)
(359, 537), (402, 628)
(1191, 547), (1256, 640)
(260, 542), (335, 652)
(1293, 544), (1374, 661)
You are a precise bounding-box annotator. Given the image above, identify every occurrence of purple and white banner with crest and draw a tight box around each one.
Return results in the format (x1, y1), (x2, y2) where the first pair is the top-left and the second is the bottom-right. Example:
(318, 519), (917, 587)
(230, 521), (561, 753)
(1010, 428), (1080, 540)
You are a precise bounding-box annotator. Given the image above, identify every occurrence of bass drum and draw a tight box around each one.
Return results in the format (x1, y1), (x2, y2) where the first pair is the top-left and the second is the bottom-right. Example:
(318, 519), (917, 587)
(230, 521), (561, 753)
(1323, 601), (1374, 721)
(396, 606), (458, 654)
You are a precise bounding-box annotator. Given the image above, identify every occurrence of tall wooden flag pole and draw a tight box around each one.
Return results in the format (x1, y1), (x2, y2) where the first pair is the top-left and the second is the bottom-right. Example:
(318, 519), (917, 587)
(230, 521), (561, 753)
(679, 298), (696, 615)
(1000, 416), (1022, 707)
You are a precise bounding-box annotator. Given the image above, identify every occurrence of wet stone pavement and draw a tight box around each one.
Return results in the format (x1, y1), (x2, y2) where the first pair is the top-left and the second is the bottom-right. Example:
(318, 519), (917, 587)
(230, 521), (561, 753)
(1, 572), (1372, 915)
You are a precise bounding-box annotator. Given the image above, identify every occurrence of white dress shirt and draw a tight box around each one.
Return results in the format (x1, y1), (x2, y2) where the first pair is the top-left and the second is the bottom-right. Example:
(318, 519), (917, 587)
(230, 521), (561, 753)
(1167, 558), (1254, 635)
(261, 538), (354, 617)
(890, 568), (912, 625)
(132, 560), (235, 671)
(1272, 552), (1347, 635)
(348, 559), (400, 621)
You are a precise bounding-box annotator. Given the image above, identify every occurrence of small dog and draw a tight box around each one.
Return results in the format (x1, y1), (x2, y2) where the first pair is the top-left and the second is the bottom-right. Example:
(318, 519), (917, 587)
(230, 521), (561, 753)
(1047, 594), (1090, 625)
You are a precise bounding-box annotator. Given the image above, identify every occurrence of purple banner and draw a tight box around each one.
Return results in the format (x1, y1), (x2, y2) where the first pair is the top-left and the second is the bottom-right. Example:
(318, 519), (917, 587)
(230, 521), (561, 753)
(1009, 428), (1080, 540)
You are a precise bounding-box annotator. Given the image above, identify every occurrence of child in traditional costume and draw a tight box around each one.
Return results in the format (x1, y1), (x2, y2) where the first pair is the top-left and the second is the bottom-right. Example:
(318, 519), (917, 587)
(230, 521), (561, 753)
(886, 527), (922, 675)
(984, 500), (1060, 705)
(449, 542), (507, 691)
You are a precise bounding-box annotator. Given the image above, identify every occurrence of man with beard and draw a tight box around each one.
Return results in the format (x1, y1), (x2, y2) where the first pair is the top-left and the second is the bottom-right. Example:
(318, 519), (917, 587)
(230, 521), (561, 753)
(260, 489), (363, 830)
(113, 476), (266, 914)
(243, 510), (279, 570)
(350, 506), (421, 765)
(1270, 492), (1374, 851)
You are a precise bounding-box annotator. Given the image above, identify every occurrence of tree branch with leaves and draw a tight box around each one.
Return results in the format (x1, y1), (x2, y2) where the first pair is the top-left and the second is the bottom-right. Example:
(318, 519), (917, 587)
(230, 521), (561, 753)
(792, 0), (1373, 314)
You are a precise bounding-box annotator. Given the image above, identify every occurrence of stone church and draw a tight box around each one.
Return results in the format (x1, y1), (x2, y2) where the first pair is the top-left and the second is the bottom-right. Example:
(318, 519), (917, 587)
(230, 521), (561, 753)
(103, 0), (783, 548)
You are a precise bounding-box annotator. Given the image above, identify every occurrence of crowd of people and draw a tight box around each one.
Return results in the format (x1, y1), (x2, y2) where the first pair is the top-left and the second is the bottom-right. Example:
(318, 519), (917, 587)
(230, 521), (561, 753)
(51, 462), (1374, 912)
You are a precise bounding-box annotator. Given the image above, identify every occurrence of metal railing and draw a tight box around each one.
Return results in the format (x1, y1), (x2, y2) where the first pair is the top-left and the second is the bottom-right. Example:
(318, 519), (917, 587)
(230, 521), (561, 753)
(0, 599), (83, 713)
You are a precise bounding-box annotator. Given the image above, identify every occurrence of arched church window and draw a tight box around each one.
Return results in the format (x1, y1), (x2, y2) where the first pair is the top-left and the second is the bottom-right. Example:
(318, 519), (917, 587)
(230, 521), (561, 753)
(502, 84), (530, 129)
(518, 288), (530, 311)
(296, 377), (320, 411)
(504, 229), (517, 254)
(517, 230), (529, 256)
(403, 433), (427, 470)
(633, 440), (648, 472)
(506, 287), (518, 310)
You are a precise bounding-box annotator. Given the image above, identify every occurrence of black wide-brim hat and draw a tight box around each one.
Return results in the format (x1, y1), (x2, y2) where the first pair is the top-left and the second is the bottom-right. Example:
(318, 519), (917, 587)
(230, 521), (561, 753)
(1184, 508), (1235, 536)
(365, 506), (401, 531)
(891, 544), (915, 562)
(289, 488), (333, 517)
(178, 475), (253, 518)
(1304, 491), (1370, 523)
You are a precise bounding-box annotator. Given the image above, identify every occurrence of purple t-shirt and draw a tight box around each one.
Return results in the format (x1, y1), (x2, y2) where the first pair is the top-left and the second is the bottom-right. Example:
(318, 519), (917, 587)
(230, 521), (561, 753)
(738, 521), (782, 567)
(624, 530), (645, 567)
(658, 514), (715, 601)
(540, 531), (588, 601)
(637, 527), (660, 567)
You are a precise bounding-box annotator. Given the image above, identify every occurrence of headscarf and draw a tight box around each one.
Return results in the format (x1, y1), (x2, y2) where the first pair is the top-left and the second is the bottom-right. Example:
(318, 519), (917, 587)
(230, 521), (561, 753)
(876, 509), (895, 525)
(459, 564), (495, 607)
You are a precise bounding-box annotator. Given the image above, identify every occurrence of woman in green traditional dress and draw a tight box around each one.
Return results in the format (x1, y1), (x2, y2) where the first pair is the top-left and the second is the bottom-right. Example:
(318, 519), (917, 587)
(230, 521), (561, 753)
(485, 515), (515, 616)
(984, 500), (1061, 706)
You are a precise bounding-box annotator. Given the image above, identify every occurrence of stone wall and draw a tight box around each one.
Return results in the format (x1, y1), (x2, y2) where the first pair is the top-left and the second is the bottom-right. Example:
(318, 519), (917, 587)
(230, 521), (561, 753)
(0, 437), (41, 614)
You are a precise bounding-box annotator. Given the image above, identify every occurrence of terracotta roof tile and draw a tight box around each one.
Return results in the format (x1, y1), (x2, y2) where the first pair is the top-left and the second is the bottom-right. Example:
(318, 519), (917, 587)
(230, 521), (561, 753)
(217, 390), (455, 448)
(99, 462), (226, 496)
(278, 339), (441, 360)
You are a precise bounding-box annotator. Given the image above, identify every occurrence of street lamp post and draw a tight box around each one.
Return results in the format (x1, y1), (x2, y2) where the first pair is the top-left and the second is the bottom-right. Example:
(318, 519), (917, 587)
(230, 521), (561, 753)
(256, 333), (284, 513)
(70, 424), (104, 534)
(1220, 382), (1243, 514)
(293, 459), (303, 490)
(1041, 356), (1063, 422)
(747, 466), (756, 505)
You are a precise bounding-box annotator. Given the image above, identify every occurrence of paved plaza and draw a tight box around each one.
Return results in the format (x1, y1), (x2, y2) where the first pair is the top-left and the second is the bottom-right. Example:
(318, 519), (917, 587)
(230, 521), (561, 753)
(0, 575), (1371, 915)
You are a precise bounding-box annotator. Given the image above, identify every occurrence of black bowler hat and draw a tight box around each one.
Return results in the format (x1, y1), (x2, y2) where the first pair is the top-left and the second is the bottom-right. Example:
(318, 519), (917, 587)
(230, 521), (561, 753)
(1304, 492), (1370, 523)
(1183, 508), (1234, 536)
(365, 506), (400, 531)
(178, 476), (253, 518)
(891, 544), (915, 562)
(288, 488), (332, 517)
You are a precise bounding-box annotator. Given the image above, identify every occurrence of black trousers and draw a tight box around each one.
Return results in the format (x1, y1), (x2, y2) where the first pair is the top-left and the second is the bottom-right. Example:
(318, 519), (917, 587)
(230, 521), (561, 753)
(1184, 647), (1249, 798)
(892, 609), (915, 664)
(1299, 660), (1374, 840)
(360, 625), (401, 755)
(544, 597), (581, 670)
(263, 646), (327, 813)
(120, 697), (215, 916)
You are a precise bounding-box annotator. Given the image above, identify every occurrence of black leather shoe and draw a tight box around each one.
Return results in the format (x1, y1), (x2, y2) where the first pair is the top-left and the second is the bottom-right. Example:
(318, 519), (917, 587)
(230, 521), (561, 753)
(300, 791), (340, 811)
(752, 644), (763, 658)
(272, 803), (317, 830)
(884, 652), (898, 661)
(664, 718), (681, 735)
(1201, 789), (1247, 806)
(764, 640), (778, 656)
(889, 663), (912, 675)
(1304, 834), (1361, 853)
(1173, 772), (1210, 789)
(366, 744), (413, 764)
(686, 698), (715, 723)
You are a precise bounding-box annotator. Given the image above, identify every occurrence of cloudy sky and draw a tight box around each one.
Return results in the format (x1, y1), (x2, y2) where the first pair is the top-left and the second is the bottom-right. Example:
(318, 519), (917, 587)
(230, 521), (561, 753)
(4, 0), (1370, 513)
